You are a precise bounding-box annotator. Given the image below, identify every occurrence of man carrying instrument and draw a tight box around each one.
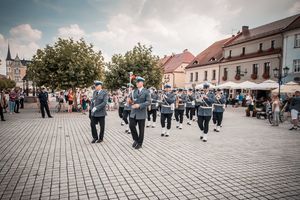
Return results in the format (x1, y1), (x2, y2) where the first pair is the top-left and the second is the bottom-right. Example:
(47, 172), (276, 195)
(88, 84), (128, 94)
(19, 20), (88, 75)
(160, 84), (176, 137)
(123, 83), (133, 134)
(147, 87), (159, 128)
(185, 88), (195, 125)
(213, 88), (226, 132)
(128, 77), (151, 149)
(197, 83), (215, 142)
(174, 88), (186, 129)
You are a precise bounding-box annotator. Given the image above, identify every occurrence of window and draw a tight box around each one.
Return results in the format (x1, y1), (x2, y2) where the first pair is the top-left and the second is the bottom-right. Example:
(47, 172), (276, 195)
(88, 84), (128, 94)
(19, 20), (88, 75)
(295, 34), (300, 48)
(271, 40), (275, 49)
(204, 71), (208, 81)
(190, 73), (193, 82)
(224, 68), (228, 78)
(193, 60), (198, 65)
(212, 70), (216, 80)
(229, 50), (232, 57)
(195, 72), (199, 82)
(252, 64), (258, 75)
(294, 59), (300, 73)
(259, 43), (263, 51)
(236, 66), (241, 75)
(264, 62), (270, 75)
(242, 47), (245, 55)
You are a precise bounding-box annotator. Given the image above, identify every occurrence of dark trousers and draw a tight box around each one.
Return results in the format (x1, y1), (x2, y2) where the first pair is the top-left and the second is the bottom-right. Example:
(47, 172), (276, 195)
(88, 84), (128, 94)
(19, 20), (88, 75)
(91, 116), (105, 140)
(197, 115), (211, 134)
(175, 109), (184, 123)
(129, 117), (145, 145)
(20, 98), (24, 109)
(40, 102), (51, 118)
(213, 112), (223, 126)
(195, 105), (200, 116)
(0, 104), (4, 120)
(186, 107), (195, 120)
(14, 100), (20, 113)
(122, 110), (131, 124)
(118, 106), (124, 119)
(147, 109), (157, 122)
(161, 113), (173, 129)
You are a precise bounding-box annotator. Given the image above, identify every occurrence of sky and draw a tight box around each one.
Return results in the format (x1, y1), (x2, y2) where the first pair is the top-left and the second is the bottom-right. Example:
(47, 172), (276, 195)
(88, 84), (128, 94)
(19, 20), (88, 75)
(0, 0), (299, 75)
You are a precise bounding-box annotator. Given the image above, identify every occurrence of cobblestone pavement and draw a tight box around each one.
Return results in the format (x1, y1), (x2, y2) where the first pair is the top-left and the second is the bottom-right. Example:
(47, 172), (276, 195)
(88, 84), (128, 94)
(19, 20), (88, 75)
(0, 104), (300, 200)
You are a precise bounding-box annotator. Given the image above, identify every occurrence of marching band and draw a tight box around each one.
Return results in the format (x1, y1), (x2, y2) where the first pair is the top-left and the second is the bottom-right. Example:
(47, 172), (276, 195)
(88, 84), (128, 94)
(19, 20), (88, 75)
(90, 78), (226, 148)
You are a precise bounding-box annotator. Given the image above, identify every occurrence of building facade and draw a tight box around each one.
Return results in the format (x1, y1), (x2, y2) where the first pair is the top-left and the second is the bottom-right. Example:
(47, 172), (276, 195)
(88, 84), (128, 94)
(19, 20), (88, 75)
(161, 49), (194, 88)
(220, 14), (300, 85)
(5, 44), (31, 87)
(185, 37), (236, 88)
(282, 18), (300, 83)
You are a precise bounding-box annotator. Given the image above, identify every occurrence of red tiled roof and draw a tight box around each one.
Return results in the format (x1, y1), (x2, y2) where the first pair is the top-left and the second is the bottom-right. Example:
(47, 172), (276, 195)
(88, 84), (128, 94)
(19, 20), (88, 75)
(163, 50), (195, 73)
(226, 14), (300, 47)
(186, 37), (235, 69)
(158, 55), (172, 68)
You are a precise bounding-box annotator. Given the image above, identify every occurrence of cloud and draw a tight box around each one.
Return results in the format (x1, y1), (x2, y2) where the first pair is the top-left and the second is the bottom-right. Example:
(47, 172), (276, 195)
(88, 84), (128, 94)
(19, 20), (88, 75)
(57, 24), (85, 41)
(0, 24), (42, 75)
(289, 1), (300, 15)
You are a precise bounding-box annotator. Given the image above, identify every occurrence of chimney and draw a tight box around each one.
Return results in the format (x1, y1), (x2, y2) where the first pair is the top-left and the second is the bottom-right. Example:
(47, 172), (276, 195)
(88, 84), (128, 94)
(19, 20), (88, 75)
(242, 26), (249, 35)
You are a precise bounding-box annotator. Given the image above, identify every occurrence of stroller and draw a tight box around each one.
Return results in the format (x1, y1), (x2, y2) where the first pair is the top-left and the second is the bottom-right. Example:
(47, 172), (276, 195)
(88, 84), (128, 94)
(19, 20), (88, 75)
(256, 101), (271, 119)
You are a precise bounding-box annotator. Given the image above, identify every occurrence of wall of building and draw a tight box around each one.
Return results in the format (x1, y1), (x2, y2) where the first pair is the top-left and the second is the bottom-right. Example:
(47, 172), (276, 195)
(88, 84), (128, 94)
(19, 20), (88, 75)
(220, 54), (281, 84)
(185, 63), (219, 88)
(283, 28), (300, 83)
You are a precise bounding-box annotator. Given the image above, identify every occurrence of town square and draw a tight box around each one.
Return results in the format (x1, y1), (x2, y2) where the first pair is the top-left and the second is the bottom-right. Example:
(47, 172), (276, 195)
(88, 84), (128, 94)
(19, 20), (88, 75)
(0, 0), (300, 199)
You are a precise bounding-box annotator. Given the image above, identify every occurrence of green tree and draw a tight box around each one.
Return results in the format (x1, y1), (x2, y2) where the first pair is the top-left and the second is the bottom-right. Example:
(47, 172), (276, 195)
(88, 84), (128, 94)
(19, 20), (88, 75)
(27, 38), (105, 108)
(105, 43), (163, 90)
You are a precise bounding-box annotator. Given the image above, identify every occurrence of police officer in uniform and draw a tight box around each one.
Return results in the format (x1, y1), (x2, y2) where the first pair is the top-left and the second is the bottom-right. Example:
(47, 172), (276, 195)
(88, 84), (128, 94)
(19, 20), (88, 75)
(129, 77), (151, 149)
(38, 87), (53, 118)
(118, 89), (126, 126)
(90, 81), (108, 143)
(147, 87), (159, 128)
(123, 83), (133, 134)
(160, 84), (176, 137)
(174, 88), (186, 129)
(213, 89), (226, 132)
(197, 83), (214, 142)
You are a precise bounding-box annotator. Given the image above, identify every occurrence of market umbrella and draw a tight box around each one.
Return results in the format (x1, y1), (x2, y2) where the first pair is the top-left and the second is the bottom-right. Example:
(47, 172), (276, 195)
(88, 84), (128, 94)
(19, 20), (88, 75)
(253, 80), (279, 90)
(272, 81), (300, 94)
(215, 81), (239, 89)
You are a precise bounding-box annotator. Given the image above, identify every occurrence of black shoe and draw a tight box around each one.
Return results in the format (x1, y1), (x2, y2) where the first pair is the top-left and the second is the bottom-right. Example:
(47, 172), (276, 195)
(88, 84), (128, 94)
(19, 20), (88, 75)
(200, 136), (203, 140)
(161, 134), (165, 137)
(203, 139), (207, 142)
(91, 139), (97, 143)
(1, 119), (5, 121)
(96, 139), (103, 143)
(49, 116), (53, 118)
(289, 127), (297, 130)
(127, 131), (131, 134)
(135, 144), (142, 149)
(132, 141), (138, 148)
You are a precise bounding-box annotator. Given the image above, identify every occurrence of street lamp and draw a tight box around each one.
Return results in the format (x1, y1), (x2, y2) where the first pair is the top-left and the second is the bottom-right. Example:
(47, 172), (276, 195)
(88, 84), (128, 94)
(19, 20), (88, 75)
(273, 66), (289, 98)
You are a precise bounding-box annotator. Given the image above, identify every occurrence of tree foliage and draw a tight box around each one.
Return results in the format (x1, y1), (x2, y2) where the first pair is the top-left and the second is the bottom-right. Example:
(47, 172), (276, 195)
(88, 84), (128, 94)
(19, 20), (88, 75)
(27, 38), (105, 90)
(105, 43), (163, 90)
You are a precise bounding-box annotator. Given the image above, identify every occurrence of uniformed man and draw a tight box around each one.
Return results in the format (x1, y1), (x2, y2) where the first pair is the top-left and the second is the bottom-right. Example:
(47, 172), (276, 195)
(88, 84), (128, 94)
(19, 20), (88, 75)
(213, 89), (226, 132)
(147, 87), (159, 128)
(38, 87), (53, 118)
(197, 83), (215, 142)
(185, 88), (195, 125)
(123, 83), (133, 134)
(160, 84), (176, 137)
(118, 88), (126, 126)
(90, 81), (108, 143)
(174, 88), (186, 129)
(129, 77), (151, 149)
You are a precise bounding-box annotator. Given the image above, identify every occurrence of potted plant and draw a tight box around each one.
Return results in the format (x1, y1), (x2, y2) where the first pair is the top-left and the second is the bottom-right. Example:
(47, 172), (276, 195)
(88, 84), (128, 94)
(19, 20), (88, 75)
(262, 73), (270, 79)
(235, 74), (241, 80)
(251, 74), (257, 80)
(222, 76), (227, 81)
